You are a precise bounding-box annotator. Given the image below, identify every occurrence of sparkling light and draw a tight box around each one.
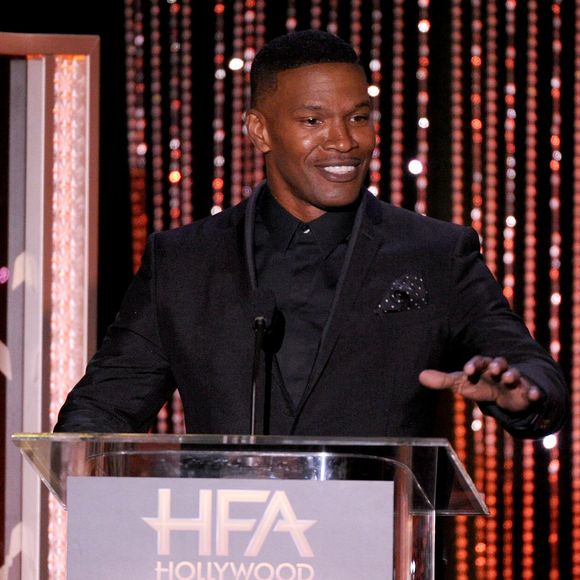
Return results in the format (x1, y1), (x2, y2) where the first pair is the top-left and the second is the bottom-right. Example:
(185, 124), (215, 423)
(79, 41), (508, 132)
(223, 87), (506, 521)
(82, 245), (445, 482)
(418, 19), (431, 33)
(415, 0), (430, 213)
(408, 159), (423, 175)
(572, 0), (580, 574)
(520, 3), (540, 577)
(212, 0), (226, 221)
(450, 0), (465, 230)
(543, 434), (558, 450)
(350, 0), (362, 56)
(547, 3), (563, 573)
(390, 0), (405, 206)
(126, 0), (149, 271)
(230, 0), (245, 206)
(228, 57), (244, 70)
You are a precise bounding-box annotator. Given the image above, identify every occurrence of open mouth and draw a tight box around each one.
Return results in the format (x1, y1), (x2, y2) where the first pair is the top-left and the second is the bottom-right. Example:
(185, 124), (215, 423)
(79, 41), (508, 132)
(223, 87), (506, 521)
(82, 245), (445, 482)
(323, 165), (357, 175)
(316, 161), (361, 180)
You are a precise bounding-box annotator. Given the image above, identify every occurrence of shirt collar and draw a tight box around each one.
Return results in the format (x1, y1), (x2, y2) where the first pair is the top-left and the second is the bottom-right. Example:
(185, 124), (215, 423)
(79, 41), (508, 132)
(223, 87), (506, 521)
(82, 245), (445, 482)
(257, 187), (300, 252)
(257, 187), (359, 257)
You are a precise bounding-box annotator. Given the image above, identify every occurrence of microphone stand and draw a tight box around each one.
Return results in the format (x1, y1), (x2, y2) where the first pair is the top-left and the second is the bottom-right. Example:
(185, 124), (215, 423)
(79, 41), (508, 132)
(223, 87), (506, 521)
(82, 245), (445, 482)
(250, 316), (267, 436)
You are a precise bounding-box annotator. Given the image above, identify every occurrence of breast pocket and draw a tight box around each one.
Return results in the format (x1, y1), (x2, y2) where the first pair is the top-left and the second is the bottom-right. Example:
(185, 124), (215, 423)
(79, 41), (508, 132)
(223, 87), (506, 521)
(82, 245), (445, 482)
(375, 303), (442, 327)
(364, 282), (443, 328)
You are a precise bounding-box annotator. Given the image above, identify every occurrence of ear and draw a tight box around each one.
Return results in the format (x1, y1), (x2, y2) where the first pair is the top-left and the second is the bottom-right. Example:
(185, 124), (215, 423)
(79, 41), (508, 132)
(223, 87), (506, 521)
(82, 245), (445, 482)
(245, 108), (271, 154)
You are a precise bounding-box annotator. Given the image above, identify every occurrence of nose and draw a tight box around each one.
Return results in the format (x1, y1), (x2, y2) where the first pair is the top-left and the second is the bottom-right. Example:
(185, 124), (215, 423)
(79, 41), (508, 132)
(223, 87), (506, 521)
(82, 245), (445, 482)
(324, 120), (357, 152)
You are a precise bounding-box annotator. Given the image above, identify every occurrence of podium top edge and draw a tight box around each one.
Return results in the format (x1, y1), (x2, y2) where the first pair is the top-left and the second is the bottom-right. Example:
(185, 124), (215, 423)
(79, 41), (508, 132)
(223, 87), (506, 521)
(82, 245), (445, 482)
(12, 432), (452, 448)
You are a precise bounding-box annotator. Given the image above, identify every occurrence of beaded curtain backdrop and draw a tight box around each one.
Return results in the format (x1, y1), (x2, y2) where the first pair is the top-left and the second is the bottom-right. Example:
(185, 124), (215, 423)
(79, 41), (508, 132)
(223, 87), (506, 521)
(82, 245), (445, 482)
(119, 1), (577, 578)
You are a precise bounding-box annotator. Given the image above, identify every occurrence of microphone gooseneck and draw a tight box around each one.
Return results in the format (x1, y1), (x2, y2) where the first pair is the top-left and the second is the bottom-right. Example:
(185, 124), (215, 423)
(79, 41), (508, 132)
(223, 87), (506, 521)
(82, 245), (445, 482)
(249, 289), (276, 436)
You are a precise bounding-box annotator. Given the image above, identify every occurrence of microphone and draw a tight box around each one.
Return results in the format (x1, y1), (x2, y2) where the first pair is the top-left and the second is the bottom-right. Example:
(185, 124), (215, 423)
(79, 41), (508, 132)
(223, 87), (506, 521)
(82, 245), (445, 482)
(249, 289), (277, 435)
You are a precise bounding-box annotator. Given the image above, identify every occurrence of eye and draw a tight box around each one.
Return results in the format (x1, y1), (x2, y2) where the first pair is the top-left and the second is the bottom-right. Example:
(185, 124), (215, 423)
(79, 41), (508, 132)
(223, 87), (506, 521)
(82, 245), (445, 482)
(351, 113), (370, 124)
(303, 117), (321, 126)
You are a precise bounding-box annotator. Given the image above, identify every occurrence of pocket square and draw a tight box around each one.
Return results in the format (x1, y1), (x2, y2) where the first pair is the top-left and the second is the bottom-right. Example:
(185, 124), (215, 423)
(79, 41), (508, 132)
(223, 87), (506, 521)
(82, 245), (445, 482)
(374, 273), (429, 315)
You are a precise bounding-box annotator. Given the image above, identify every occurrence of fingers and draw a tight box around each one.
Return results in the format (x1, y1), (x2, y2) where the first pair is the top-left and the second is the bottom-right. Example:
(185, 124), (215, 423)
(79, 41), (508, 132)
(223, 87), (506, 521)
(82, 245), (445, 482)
(494, 378), (540, 412)
(463, 355), (492, 383)
(486, 357), (510, 381)
(464, 356), (519, 386)
(421, 357), (542, 412)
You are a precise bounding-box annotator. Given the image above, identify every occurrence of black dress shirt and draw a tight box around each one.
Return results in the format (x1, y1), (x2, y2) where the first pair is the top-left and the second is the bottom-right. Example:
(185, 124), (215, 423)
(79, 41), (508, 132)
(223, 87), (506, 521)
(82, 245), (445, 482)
(254, 189), (358, 407)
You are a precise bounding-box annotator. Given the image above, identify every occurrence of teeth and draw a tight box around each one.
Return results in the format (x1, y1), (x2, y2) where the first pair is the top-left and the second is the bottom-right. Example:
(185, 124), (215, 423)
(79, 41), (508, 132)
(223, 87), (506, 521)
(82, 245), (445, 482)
(323, 165), (356, 175)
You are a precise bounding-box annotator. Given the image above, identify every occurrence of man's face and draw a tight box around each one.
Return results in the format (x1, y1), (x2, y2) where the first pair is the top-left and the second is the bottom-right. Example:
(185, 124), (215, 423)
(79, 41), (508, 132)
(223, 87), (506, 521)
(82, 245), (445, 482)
(247, 63), (375, 222)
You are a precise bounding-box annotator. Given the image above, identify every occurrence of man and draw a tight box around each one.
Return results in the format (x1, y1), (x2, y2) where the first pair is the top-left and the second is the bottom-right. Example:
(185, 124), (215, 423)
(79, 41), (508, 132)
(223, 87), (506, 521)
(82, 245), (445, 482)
(55, 29), (568, 438)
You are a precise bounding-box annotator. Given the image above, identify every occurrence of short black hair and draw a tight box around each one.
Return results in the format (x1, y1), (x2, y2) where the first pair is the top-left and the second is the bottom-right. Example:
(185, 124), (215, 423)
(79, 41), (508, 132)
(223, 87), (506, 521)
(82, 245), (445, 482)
(250, 29), (360, 106)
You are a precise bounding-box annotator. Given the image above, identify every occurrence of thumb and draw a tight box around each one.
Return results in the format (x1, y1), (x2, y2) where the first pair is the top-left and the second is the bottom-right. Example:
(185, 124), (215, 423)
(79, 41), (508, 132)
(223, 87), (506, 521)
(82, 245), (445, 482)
(419, 369), (460, 390)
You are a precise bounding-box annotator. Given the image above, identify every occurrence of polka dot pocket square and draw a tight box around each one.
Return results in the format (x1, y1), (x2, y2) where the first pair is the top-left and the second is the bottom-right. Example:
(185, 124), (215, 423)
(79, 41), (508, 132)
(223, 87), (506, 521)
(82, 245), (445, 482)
(374, 273), (429, 315)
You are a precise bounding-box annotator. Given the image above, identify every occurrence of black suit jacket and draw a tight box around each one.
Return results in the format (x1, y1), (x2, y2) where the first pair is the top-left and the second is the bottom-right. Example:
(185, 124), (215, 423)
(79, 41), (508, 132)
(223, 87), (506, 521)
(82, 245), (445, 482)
(55, 184), (568, 437)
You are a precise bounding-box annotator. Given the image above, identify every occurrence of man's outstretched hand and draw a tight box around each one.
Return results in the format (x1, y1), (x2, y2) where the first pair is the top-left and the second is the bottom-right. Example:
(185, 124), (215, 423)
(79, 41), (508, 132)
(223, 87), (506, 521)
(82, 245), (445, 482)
(419, 355), (542, 413)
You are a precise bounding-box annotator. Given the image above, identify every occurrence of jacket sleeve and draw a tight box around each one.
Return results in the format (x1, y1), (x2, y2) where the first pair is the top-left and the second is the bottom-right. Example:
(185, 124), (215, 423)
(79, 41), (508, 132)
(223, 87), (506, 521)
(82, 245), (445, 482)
(54, 234), (176, 433)
(447, 227), (569, 438)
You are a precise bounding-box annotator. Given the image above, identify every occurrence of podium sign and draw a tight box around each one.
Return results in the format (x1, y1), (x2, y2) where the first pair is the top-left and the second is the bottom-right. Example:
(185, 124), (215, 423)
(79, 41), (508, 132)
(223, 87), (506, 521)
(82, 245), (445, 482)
(67, 477), (394, 580)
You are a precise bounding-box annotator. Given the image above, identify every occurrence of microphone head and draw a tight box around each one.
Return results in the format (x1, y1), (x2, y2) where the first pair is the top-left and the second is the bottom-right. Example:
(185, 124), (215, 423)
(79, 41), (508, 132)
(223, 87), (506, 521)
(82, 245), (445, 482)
(250, 288), (277, 330)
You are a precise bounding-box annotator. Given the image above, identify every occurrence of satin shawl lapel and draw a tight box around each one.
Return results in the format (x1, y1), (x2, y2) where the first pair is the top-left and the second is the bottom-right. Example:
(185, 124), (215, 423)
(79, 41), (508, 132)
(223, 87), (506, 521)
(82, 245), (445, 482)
(292, 191), (385, 426)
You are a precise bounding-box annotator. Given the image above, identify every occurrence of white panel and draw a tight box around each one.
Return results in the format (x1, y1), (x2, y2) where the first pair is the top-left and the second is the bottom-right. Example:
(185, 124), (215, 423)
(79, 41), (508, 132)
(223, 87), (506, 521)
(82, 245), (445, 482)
(21, 56), (48, 580)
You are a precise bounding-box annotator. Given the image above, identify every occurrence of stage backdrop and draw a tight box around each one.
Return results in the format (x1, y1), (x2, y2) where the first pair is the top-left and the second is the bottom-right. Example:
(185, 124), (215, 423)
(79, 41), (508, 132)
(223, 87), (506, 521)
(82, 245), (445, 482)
(119, 2), (579, 579)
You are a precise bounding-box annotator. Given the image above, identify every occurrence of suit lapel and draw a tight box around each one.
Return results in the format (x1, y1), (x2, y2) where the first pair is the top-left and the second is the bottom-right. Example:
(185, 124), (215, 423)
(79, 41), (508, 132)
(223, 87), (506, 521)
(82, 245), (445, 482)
(292, 192), (385, 426)
(225, 184), (262, 324)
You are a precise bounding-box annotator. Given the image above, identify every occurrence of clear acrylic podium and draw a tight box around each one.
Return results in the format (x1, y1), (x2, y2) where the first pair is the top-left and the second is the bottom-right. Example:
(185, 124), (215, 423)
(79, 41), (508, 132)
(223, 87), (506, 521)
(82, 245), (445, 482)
(12, 433), (487, 579)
